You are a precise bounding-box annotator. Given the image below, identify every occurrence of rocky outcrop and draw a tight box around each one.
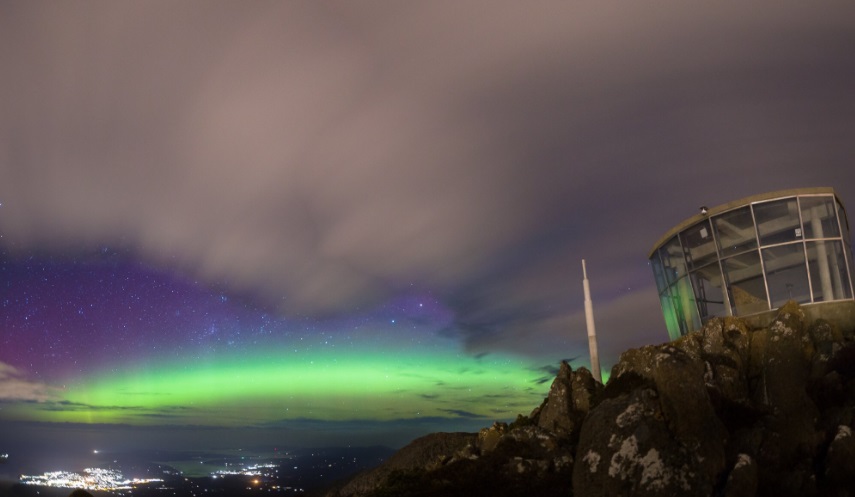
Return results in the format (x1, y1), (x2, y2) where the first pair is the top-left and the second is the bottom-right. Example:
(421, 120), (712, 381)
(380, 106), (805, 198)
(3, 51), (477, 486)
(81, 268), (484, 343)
(535, 362), (601, 438)
(328, 302), (855, 497)
(325, 362), (592, 497)
(332, 432), (477, 497)
(574, 385), (708, 496)
(574, 302), (855, 497)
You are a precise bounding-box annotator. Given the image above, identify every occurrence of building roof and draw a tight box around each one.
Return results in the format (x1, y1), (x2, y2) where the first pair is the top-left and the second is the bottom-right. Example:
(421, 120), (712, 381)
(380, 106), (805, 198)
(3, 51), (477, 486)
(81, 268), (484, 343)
(648, 187), (842, 259)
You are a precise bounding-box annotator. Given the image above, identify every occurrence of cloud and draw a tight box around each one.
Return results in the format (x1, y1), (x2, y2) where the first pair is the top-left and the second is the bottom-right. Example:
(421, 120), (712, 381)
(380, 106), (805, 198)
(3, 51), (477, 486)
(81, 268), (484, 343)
(438, 409), (487, 419)
(1, 1), (854, 364)
(259, 414), (491, 433)
(456, 285), (664, 370)
(35, 400), (194, 413)
(0, 362), (57, 402)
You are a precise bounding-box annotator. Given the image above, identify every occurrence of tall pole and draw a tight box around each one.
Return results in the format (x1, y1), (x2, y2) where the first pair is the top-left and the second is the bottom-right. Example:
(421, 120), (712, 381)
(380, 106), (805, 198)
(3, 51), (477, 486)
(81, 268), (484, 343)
(582, 259), (602, 383)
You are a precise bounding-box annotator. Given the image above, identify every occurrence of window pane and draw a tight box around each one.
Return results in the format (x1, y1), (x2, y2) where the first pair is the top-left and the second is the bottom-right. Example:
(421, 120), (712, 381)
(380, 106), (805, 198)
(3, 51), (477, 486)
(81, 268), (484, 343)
(838, 199), (852, 242)
(672, 276), (701, 335)
(659, 289), (682, 341)
(722, 250), (768, 316)
(762, 244), (810, 308)
(659, 236), (687, 285)
(754, 198), (802, 246)
(806, 240), (853, 301)
(650, 253), (667, 293)
(714, 206), (757, 257)
(690, 263), (727, 321)
(680, 220), (718, 270)
(846, 239), (855, 297)
(800, 196), (839, 239)
(840, 200), (854, 289)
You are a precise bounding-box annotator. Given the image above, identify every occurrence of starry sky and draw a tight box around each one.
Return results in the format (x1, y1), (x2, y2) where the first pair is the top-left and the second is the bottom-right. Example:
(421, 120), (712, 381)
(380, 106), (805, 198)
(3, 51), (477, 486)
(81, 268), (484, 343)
(2, 1), (855, 453)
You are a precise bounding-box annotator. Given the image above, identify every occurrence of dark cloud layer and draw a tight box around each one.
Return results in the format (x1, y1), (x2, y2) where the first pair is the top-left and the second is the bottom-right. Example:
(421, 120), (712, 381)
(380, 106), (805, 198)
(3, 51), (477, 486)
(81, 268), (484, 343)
(2, 2), (855, 367)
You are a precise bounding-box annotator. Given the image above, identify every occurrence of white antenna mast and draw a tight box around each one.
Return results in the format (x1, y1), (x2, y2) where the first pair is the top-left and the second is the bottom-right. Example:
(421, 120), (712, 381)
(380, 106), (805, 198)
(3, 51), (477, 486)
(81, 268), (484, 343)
(582, 259), (602, 383)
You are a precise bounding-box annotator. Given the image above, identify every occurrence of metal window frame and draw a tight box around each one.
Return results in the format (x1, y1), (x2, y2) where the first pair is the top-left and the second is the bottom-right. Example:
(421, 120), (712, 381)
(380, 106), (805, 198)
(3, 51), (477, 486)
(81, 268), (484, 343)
(795, 196), (815, 304)
(749, 201), (772, 314)
(835, 197), (855, 298)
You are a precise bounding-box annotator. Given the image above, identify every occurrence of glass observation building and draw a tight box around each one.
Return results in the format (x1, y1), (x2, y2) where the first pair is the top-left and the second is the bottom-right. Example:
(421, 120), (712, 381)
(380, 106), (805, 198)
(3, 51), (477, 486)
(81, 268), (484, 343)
(649, 188), (855, 340)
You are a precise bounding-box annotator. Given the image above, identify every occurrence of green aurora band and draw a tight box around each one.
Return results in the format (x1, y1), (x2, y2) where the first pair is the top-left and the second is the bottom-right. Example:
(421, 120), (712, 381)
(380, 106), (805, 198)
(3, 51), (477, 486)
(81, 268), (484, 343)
(8, 345), (551, 428)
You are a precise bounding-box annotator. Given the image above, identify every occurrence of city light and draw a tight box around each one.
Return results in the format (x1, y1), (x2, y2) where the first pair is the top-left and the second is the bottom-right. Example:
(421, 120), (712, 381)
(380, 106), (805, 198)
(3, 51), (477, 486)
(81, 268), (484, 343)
(20, 468), (162, 491)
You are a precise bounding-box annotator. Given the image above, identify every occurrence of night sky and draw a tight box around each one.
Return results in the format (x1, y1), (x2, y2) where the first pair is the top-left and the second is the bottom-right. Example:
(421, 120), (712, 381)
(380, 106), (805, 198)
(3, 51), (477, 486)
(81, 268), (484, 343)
(2, 1), (855, 454)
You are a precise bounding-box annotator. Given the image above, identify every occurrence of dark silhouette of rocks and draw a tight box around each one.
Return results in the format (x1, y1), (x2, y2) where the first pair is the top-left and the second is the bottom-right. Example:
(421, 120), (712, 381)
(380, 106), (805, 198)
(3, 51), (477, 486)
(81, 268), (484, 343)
(327, 302), (855, 497)
(68, 490), (95, 497)
(535, 361), (601, 438)
(333, 432), (477, 496)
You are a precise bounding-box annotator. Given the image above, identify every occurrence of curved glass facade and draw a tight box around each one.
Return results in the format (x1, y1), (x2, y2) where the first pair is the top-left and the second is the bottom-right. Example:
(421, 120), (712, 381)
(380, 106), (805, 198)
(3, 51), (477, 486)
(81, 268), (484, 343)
(649, 189), (855, 340)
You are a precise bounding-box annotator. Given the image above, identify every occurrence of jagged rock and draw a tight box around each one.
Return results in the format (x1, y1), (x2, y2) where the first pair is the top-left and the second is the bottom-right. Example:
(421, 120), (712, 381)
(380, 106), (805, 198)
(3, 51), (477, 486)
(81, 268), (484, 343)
(536, 361), (601, 437)
(723, 454), (757, 497)
(815, 342), (855, 437)
(489, 424), (574, 485)
(824, 425), (855, 491)
(331, 432), (476, 497)
(751, 304), (822, 497)
(501, 424), (563, 454)
(610, 343), (728, 483)
(694, 317), (751, 407)
(570, 366), (600, 412)
(573, 387), (707, 497)
(504, 456), (550, 476)
(452, 442), (480, 462)
(809, 319), (844, 378)
(477, 421), (508, 453)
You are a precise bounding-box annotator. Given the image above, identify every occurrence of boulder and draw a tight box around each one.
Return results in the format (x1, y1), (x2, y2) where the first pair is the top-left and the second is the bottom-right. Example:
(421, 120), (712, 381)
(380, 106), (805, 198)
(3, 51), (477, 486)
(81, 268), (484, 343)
(694, 317), (752, 407)
(477, 422), (508, 453)
(536, 361), (601, 437)
(809, 319), (845, 379)
(610, 343), (728, 483)
(723, 454), (757, 497)
(573, 387), (707, 497)
(824, 425), (855, 491)
(750, 304), (822, 496)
